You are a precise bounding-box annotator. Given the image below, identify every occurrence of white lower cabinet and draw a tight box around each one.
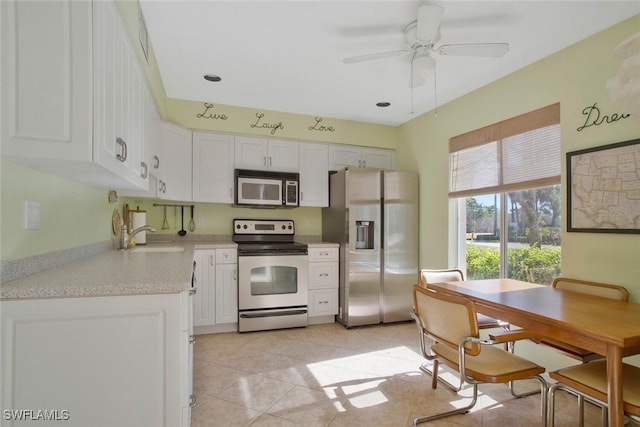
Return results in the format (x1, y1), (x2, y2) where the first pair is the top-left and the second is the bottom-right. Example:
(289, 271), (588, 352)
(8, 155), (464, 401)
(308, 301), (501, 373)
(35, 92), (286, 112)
(0, 292), (192, 427)
(307, 245), (339, 324)
(193, 250), (216, 326)
(193, 247), (238, 334)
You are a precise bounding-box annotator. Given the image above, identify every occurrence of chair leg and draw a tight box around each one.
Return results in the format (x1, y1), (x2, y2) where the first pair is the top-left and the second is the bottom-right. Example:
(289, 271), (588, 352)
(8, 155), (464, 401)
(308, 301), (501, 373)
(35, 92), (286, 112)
(420, 362), (466, 392)
(548, 383), (559, 427)
(548, 382), (608, 427)
(578, 394), (584, 427)
(413, 383), (479, 426)
(431, 360), (439, 389)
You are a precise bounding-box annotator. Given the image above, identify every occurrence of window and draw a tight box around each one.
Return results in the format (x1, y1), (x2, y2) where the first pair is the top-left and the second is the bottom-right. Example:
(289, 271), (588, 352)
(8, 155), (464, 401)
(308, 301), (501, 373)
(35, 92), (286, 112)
(450, 104), (561, 285)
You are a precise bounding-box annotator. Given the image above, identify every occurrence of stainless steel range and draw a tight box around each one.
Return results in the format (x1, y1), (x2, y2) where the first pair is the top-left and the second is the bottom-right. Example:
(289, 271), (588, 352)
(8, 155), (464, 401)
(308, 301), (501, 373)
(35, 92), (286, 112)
(233, 219), (308, 332)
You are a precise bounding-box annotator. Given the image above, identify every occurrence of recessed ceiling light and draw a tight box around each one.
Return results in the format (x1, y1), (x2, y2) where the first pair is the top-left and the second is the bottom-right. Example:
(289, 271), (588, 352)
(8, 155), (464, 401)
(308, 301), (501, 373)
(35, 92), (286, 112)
(203, 74), (222, 82)
(376, 102), (391, 107)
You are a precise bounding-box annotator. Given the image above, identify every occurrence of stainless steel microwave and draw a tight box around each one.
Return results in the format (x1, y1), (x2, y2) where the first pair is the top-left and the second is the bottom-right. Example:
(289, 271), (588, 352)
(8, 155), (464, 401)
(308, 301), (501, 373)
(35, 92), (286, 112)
(234, 169), (299, 207)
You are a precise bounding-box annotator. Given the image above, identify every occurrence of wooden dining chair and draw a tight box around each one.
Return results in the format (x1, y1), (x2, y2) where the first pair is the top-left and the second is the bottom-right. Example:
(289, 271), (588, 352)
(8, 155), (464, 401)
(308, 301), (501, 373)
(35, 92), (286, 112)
(541, 277), (629, 363)
(418, 269), (509, 331)
(411, 285), (548, 426)
(412, 268), (510, 389)
(548, 360), (640, 427)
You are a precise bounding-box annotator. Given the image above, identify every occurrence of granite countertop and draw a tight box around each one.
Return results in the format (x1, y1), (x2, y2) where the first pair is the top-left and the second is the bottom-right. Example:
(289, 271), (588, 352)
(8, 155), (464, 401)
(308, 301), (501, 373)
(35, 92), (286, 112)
(1, 241), (236, 300)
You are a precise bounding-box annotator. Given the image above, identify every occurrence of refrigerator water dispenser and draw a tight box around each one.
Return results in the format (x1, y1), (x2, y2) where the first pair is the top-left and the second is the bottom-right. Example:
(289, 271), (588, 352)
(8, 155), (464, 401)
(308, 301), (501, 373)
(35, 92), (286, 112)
(355, 221), (374, 249)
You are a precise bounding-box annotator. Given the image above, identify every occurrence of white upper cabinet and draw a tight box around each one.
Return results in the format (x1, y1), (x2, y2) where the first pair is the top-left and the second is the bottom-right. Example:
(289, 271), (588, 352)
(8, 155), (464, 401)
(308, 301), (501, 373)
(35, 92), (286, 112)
(1, 0), (92, 161)
(1, 0), (156, 190)
(158, 122), (192, 202)
(328, 145), (395, 171)
(234, 136), (298, 172)
(192, 132), (235, 203)
(299, 142), (329, 207)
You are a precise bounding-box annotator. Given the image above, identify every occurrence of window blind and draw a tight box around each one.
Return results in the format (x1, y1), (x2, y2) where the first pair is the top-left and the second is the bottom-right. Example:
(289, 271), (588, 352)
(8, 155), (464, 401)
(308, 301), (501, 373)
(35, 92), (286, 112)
(449, 103), (560, 198)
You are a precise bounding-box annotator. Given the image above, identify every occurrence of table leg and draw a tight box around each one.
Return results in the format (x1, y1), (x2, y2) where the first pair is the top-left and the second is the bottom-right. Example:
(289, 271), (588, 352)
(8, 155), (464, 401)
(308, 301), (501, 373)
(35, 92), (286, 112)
(607, 344), (624, 427)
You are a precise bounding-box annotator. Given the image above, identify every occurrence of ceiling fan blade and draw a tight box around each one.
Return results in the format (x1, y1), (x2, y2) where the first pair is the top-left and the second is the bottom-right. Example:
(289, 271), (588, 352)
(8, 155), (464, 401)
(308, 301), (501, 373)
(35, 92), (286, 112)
(343, 49), (410, 64)
(437, 43), (509, 57)
(416, 4), (444, 42)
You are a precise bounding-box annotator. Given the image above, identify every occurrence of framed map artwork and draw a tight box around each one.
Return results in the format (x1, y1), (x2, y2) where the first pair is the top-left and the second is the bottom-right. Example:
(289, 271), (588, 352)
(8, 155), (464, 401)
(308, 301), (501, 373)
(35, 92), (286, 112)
(567, 138), (640, 233)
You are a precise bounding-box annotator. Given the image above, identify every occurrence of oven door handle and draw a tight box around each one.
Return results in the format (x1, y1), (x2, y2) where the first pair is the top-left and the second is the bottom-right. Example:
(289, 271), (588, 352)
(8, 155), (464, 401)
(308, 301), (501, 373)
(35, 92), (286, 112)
(239, 309), (307, 318)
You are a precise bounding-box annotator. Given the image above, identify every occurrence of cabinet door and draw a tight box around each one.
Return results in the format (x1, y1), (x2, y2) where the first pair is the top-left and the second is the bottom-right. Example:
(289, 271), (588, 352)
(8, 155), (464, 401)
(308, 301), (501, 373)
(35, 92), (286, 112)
(308, 262), (339, 290)
(0, 294), (185, 426)
(328, 145), (362, 171)
(215, 263), (238, 324)
(309, 289), (339, 317)
(299, 142), (328, 207)
(193, 132), (234, 203)
(234, 136), (268, 170)
(1, 0), (92, 161)
(159, 122), (192, 201)
(268, 140), (298, 172)
(361, 147), (395, 170)
(193, 251), (216, 327)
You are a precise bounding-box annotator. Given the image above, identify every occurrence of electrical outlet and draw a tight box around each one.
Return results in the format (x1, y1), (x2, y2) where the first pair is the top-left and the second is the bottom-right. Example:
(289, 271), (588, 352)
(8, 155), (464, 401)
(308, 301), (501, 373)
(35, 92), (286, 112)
(304, 219), (311, 228)
(198, 216), (205, 226)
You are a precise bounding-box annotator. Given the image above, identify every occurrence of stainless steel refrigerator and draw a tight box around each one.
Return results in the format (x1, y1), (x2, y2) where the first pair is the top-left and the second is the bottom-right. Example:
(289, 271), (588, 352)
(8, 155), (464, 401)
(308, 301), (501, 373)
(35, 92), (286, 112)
(322, 168), (419, 327)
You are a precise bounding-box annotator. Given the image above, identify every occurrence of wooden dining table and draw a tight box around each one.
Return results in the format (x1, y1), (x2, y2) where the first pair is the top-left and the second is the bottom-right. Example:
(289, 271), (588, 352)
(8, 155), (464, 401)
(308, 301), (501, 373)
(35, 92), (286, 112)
(426, 278), (640, 427)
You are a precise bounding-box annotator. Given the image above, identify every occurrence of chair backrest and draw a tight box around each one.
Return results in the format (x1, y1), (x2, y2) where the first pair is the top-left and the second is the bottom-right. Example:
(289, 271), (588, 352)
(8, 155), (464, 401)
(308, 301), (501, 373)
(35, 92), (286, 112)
(419, 268), (464, 288)
(413, 285), (480, 355)
(552, 277), (629, 301)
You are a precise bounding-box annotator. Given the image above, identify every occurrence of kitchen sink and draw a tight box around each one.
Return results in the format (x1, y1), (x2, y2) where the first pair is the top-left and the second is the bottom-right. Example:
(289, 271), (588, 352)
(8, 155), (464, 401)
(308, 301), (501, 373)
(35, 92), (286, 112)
(130, 246), (185, 253)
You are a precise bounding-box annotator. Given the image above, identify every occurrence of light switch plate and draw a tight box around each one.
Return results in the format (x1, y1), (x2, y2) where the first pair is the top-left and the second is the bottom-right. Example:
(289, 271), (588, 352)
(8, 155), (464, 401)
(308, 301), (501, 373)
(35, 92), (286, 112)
(25, 200), (41, 229)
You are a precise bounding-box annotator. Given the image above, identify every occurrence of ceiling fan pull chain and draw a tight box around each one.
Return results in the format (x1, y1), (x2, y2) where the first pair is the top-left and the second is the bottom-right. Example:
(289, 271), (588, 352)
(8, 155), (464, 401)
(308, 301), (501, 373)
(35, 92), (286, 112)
(433, 66), (438, 117)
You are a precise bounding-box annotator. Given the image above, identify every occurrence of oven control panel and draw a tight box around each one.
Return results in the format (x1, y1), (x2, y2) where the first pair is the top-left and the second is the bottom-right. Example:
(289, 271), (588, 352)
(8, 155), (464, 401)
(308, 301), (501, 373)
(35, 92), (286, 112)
(234, 219), (295, 235)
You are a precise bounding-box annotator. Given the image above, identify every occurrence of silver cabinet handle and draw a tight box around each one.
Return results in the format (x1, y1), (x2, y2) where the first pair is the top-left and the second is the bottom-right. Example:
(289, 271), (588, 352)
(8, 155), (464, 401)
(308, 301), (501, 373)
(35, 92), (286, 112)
(319, 300), (329, 304)
(189, 288), (196, 295)
(319, 273), (329, 277)
(269, 156), (272, 167)
(363, 160), (366, 168)
(233, 269), (237, 281)
(263, 156), (267, 166)
(153, 155), (160, 169)
(301, 191), (303, 201)
(320, 252), (329, 256)
(189, 335), (196, 344)
(189, 394), (197, 408)
(115, 137), (127, 162)
(210, 255), (214, 266)
(140, 162), (148, 179)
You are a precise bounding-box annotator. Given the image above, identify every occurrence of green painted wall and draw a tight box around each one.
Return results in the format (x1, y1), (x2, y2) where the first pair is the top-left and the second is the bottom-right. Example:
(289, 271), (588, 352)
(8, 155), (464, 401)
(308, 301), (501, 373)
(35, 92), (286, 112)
(397, 14), (640, 301)
(0, 158), (119, 260)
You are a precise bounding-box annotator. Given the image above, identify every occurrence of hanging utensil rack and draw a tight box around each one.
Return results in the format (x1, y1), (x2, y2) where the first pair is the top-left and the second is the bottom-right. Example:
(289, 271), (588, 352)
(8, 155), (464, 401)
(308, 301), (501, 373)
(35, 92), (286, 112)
(153, 203), (195, 208)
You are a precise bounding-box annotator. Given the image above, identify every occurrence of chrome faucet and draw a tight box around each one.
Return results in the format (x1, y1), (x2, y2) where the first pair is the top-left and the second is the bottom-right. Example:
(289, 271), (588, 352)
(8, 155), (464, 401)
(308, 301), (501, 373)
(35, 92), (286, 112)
(121, 224), (156, 249)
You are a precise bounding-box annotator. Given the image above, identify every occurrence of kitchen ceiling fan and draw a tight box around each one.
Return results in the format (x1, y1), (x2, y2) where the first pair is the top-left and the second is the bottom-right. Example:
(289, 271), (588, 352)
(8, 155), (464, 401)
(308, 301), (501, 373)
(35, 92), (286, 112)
(343, 3), (510, 88)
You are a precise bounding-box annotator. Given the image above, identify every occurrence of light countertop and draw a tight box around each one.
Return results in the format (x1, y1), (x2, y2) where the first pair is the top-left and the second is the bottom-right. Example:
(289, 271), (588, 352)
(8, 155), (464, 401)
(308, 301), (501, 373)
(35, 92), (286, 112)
(1, 241), (236, 300)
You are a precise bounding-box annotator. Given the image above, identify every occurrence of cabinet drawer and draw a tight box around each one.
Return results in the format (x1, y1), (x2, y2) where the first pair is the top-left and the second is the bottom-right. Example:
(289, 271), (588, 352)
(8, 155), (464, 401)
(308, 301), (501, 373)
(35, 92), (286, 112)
(308, 289), (338, 317)
(308, 247), (338, 262)
(308, 262), (338, 289)
(215, 249), (237, 264)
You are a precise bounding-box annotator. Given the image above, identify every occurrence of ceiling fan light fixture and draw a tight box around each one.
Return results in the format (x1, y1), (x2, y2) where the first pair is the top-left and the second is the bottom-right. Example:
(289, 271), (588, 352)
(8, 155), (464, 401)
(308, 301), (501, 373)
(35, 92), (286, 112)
(412, 51), (435, 75)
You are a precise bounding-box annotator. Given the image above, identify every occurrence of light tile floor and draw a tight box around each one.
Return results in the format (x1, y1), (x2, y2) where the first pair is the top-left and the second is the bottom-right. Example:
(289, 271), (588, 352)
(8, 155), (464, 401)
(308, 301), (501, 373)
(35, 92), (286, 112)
(192, 321), (604, 427)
